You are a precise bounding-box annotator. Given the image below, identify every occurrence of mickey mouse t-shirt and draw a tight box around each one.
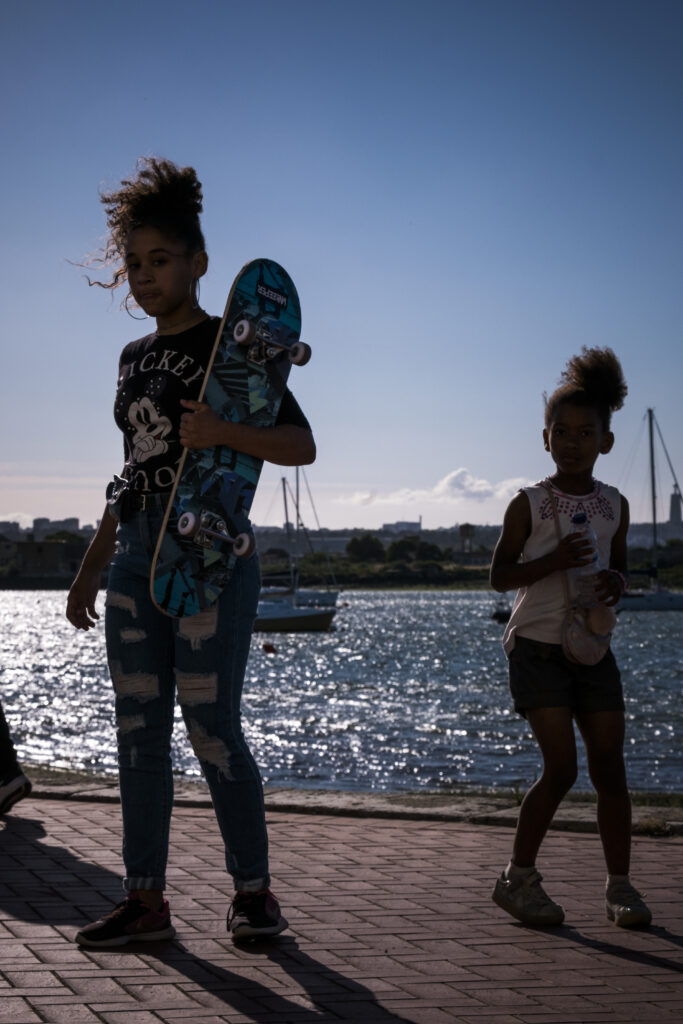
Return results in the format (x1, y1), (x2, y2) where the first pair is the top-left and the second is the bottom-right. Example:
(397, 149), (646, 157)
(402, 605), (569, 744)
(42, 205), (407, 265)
(114, 316), (310, 493)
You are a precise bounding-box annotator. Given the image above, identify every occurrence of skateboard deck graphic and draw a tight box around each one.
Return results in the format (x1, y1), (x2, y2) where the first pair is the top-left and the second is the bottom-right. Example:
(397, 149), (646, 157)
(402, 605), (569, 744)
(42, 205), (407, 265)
(150, 258), (306, 617)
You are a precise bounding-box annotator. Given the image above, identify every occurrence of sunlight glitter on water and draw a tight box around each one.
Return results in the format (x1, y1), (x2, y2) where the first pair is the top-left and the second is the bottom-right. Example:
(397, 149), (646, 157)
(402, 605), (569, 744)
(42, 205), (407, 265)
(0, 590), (681, 792)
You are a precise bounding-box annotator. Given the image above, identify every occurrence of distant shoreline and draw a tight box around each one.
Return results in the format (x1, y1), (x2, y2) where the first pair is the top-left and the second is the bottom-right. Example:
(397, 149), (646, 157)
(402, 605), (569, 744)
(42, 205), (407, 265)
(0, 578), (76, 590)
(2, 580), (682, 594)
(0, 578), (495, 592)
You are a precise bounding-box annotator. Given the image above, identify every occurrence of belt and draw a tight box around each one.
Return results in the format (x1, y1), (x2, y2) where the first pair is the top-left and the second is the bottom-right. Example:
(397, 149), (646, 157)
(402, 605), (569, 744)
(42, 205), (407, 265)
(126, 491), (172, 511)
(107, 482), (172, 524)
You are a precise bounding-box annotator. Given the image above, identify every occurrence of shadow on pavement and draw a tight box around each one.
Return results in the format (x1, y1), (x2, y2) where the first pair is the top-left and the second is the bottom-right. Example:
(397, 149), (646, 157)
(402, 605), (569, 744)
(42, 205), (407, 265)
(1, 814), (411, 1021)
(566, 924), (683, 974)
(0, 813), (123, 925)
(509, 916), (683, 976)
(146, 936), (413, 1023)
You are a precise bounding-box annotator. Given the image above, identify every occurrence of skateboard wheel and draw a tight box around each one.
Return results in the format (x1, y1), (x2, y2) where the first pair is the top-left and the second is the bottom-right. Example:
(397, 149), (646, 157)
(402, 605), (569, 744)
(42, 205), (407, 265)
(233, 319), (255, 345)
(178, 512), (197, 537)
(233, 532), (255, 558)
(289, 342), (311, 366)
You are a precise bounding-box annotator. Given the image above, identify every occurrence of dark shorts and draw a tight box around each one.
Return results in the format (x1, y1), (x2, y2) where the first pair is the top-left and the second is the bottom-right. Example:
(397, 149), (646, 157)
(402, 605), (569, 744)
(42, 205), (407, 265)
(508, 635), (624, 718)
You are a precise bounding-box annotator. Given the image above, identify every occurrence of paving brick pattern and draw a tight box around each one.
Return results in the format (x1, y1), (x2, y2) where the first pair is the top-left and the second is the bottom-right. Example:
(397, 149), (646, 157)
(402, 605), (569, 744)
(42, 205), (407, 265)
(1, 799), (681, 1023)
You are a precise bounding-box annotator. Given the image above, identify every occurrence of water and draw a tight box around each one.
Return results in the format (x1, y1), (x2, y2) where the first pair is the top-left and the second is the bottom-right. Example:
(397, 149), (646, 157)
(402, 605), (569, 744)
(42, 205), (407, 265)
(1, 591), (681, 793)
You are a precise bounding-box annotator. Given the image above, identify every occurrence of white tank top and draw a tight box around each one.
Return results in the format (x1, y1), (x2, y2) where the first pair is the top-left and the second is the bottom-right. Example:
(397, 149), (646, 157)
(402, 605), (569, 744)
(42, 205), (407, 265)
(502, 478), (622, 656)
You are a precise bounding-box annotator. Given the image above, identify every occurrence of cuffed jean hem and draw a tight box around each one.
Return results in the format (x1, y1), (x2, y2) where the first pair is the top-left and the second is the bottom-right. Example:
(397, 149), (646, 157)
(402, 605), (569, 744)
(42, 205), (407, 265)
(124, 876), (166, 893)
(235, 876), (269, 894)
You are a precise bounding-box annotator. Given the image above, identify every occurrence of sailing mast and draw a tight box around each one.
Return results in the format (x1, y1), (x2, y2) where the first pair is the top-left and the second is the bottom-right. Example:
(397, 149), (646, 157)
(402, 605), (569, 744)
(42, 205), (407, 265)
(281, 477), (296, 590)
(648, 408), (657, 574)
(295, 466), (301, 569)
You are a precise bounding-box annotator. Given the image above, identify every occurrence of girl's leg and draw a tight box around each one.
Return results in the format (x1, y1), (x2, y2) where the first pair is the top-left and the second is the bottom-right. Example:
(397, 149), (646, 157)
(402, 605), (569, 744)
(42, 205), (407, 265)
(512, 707), (578, 867)
(575, 709), (651, 927)
(175, 554), (270, 891)
(575, 710), (630, 875)
(105, 518), (177, 894)
(75, 523), (178, 948)
(492, 706), (575, 926)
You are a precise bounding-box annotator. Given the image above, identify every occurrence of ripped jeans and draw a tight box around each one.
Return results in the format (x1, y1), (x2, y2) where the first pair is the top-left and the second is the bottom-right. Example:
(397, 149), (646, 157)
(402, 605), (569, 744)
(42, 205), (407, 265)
(104, 500), (268, 894)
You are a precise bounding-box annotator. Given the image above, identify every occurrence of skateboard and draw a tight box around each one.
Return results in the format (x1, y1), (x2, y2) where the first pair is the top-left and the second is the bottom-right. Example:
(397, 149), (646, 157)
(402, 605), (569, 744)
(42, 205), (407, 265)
(150, 258), (309, 617)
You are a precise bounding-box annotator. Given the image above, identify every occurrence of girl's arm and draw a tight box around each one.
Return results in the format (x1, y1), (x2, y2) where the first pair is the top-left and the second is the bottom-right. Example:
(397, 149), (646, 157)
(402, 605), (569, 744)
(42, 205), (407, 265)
(490, 490), (592, 592)
(179, 400), (316, 466)
(66, 508), (117, 630)
(595, 494), (629, 605)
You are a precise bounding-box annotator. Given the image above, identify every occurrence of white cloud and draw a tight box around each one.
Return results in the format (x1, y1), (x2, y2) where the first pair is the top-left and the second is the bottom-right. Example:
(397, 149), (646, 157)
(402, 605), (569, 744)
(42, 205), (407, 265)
(340, 469), (530, 507)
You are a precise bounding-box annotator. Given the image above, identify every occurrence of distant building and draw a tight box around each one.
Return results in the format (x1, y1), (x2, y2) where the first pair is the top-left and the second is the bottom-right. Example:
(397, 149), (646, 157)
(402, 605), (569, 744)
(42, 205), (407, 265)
(381, 518), (422, 536)
(253, 524), (350, 557)
(33, 516), (81, 540)
(0, 537), (17, 569)
(459, 523), (475, 553)
(0, 521), (22, 541)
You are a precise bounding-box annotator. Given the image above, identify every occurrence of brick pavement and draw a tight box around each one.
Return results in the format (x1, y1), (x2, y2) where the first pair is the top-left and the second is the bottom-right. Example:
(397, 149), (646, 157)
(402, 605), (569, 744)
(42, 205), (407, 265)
(1, 797), (681, 1024)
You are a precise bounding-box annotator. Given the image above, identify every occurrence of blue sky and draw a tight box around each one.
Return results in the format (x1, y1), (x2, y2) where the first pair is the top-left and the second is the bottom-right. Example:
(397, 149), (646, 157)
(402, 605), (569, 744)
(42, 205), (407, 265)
(1, 0), (681, 531)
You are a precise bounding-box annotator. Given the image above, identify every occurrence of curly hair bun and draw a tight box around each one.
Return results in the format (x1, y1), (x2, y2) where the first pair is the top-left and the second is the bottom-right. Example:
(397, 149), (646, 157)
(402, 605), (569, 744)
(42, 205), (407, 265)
(559, 346), (628, 413)
(545, 346), (628, 430)
(90, 157), (206, 292)
(108, 158), (204, 235)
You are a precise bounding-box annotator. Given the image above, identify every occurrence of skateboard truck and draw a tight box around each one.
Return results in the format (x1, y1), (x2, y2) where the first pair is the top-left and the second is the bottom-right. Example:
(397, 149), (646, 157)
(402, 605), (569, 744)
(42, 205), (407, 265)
(233, 317), (311, 366)
(177, 510), (255, 558)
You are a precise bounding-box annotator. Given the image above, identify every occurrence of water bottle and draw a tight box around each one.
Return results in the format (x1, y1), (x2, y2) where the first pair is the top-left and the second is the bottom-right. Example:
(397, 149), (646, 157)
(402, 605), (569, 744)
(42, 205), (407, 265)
(569, 513), (599, 606)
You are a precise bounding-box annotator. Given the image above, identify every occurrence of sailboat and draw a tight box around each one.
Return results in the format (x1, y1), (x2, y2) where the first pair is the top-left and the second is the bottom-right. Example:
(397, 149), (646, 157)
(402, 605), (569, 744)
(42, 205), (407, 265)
(254, 469), (338, 632)
(253, 598), (336, 632)
(490, 597), (512, 623)
(617, 408), (683, 612)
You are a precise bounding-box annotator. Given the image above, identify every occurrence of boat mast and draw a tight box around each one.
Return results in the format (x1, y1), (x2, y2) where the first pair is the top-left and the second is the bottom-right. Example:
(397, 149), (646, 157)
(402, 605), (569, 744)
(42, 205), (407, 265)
(282, 477), (296, 590)
(295, 466), (301, 568)
(648, 408), (657, 572)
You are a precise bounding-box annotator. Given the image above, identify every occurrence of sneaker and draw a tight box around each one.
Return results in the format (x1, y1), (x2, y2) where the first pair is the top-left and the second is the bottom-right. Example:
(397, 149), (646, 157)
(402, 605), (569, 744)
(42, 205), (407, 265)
(606, 881), (652, 929)
(0, 772), (32, 815)
(227, 889), (288, 940)
(492, 868), (565, 926)
(74, 897), (175, 947)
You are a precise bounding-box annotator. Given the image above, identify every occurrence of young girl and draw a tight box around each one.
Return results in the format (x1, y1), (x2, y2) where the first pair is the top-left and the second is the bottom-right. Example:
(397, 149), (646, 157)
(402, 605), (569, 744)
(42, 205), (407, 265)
(66, 158), (315, 946)
(489, 347), (651, 930)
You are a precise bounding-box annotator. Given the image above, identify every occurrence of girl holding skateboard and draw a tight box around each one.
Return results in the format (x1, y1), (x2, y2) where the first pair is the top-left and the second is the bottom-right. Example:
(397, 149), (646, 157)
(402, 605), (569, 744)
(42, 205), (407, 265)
(489, 347), (651, 930)
(67, 157), (315, 946)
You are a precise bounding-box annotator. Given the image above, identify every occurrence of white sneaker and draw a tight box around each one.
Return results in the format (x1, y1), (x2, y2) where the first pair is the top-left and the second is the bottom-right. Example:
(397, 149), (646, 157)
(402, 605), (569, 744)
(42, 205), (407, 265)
(606, 881), (652, 928)
(492, 868), (565, 926)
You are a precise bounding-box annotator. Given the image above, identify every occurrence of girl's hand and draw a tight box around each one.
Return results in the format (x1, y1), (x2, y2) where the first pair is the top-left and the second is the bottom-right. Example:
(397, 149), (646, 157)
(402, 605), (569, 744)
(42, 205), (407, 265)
(594, 569), (624, 606)
(66, 571), (101, 630)
(551, 532), (595, 572)
(179, 400), (224, 449)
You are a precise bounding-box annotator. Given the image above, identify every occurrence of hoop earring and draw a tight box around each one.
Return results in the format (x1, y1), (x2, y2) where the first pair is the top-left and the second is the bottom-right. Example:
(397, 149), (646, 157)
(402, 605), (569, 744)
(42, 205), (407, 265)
(190, 278), (201, 309)
(124, 292), (149, 321)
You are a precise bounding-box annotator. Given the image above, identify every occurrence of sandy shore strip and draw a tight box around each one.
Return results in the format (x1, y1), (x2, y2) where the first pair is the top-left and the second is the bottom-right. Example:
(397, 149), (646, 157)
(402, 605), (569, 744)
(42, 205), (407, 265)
(21, 763), (683, 836)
